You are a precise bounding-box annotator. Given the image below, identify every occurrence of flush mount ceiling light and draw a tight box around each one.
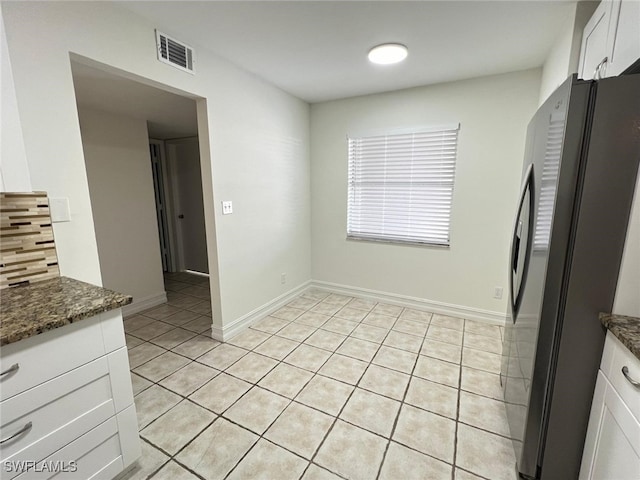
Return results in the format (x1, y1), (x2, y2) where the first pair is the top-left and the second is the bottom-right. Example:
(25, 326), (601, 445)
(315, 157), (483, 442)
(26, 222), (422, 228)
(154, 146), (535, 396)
(368, 43), (408, 65)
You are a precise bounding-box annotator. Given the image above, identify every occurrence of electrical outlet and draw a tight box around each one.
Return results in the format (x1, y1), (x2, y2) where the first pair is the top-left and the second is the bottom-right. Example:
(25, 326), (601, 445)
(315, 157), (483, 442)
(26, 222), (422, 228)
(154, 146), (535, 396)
(281, 273), (286, 284)
(494, 287), (504, 299)
(222, 201), (233, 215)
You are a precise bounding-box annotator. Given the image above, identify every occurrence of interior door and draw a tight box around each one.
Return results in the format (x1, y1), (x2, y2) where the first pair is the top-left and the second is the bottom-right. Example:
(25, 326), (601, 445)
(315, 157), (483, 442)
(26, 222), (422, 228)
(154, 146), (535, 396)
(166, 137), (209, 274)
(150, 142), (171, 272)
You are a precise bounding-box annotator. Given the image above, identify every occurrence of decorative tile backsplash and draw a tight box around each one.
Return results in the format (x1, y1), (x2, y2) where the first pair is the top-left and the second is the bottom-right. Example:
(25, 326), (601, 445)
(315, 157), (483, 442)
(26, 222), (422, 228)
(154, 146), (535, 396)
(0, 192), (60, 289)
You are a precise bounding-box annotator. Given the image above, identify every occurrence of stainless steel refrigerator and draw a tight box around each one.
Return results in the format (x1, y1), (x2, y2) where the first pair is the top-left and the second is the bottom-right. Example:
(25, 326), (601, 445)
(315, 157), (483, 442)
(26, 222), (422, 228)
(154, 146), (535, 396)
(500, 73), (640, 480)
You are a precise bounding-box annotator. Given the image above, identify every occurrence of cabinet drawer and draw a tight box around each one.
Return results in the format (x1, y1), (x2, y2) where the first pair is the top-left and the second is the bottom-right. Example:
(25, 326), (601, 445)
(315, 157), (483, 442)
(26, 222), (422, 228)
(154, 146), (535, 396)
(602, 331), (640, 421)
(14, 417), (124, 480)
(0, 310), (126, 402)
(580, 371), (640, 479)
(0, 357), (117, 479)
(605, 332), (640, 419)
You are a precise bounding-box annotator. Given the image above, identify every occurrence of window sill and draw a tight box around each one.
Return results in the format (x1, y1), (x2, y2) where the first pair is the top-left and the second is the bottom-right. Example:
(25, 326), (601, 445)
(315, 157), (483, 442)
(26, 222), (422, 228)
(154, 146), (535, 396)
(346, 235), (450, 249)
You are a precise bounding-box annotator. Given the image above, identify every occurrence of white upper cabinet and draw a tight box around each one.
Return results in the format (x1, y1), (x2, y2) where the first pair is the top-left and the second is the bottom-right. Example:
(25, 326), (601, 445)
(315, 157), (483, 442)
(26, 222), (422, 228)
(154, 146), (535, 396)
(579, 0), (640, 79)
(608, 0), (640, 76)
(579, 1), (614, 80)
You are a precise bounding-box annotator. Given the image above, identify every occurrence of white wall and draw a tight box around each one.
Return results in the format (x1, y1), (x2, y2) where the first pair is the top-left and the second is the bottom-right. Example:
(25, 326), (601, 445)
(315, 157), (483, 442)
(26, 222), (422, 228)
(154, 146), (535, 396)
(310, 69), (542, 319)
(539, 4), (577, 105)
(613, 173), (640, 317)
(79, 107), (166, 310)
(0, 9), (30, 192)
(204, 46), (310, 334)
(1, 1), (310, 337)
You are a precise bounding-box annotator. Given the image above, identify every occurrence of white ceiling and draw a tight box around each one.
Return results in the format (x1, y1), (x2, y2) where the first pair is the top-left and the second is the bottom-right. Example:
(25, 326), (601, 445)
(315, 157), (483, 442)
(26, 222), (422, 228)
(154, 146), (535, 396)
(72, 1), (577, 139)
(121, 0), (577, 103)
(71, 61), (199, 139)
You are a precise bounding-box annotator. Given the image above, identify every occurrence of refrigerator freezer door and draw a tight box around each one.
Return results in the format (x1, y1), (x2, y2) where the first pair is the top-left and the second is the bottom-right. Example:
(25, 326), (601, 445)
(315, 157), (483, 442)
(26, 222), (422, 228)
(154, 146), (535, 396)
(501, 76), (593, 479)
(509, 163), (535, 319)
(539, 73), (640, 480)
(504, 73), (640, 480)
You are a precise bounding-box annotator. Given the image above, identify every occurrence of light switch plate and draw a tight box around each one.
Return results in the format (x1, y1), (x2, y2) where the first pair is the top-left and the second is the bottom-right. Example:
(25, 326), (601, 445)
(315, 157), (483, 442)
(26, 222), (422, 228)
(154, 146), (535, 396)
(49, 197), (71, 223)
(222, 201), (233, 215)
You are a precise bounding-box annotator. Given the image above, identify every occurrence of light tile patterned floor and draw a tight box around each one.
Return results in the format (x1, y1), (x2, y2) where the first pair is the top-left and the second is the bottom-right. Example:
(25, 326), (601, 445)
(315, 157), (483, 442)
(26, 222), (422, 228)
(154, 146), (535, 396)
(120, 272), (517, 480)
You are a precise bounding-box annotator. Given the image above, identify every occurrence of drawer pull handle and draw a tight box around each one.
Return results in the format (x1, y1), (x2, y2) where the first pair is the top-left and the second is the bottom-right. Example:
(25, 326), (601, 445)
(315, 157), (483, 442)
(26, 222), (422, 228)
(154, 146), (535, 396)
(593, 57), (608, 80)
(622, 366), (640, 388)
(0, 422), (32, 444)
(0, 363), (19, 376)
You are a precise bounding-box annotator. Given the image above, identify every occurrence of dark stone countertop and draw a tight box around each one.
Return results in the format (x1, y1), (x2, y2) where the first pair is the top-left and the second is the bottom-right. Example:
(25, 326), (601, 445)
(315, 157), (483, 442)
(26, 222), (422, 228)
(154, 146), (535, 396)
(600, 312), (640, 361)
(0, 276), (132, 346)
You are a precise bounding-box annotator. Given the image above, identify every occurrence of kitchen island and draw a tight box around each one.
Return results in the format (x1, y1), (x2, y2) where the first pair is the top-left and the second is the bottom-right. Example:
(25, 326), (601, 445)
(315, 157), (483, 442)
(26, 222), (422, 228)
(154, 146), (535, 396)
(0, 276), (132, 346)
(0, 277), (140, 479)
(580, 312), (640, 479)
(599, 312), (640, 361)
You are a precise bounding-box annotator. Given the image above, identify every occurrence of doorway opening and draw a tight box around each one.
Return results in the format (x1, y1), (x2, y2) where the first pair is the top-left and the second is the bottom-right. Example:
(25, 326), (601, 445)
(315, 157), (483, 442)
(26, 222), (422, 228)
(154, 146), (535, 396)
(71, 57), (212, 314)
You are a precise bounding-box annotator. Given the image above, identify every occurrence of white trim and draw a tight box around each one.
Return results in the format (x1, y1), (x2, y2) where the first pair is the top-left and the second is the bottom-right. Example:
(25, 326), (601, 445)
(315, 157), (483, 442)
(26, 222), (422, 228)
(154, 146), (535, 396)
(310, 280), (507, 325)
(348, 123), (460, 139)
(211, 281), (313, 341)
(121, 292), (167, 317)
(183, 269), (209, 278)
(211, 279), (507, 341)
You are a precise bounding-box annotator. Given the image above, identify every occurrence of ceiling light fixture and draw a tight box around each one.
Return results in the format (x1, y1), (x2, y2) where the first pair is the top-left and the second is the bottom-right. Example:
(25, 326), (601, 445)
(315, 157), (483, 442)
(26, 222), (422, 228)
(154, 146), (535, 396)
(368, 43), (408, 65)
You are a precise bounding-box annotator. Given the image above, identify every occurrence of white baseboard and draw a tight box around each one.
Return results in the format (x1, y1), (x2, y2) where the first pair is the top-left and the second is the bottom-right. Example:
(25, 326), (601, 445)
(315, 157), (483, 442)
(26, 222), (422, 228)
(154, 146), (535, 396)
(212, 281), (312, 341)
(310, 280), (507, 325)
(183, 269), (209, 278)
(213, 279), (506, 341)
(122, 292), (168, 317)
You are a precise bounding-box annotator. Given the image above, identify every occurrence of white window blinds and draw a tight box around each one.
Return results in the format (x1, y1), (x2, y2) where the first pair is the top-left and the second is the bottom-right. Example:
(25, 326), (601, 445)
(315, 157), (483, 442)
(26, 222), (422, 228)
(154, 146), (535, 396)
(534, 112), (565, 251)
(347, 125), (459, 246)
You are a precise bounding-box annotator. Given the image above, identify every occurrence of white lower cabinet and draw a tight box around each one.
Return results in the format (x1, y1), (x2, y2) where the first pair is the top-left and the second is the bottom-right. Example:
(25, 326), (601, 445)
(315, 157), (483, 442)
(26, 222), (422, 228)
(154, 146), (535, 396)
(580, 333), (640, 480)
(16, 417), (122, 480)
(0, 310), (140, 479)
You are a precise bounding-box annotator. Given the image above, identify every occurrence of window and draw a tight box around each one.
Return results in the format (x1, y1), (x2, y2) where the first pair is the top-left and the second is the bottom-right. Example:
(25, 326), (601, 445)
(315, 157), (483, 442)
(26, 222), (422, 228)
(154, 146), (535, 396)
(534, 111), (565, 251)
(347, 125), (460, 246)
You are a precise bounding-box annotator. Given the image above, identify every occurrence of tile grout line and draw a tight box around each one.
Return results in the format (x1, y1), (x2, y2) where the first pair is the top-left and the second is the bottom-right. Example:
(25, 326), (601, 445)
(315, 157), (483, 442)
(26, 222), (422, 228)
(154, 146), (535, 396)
(138, 274), (228, 479)
(303, 311), (392, 480)
(131, 326), (506, 428)
(136, 436), (173, 480)
(222, 296), (356, 480)
(184, 295), (350, 479)
(296, 294), (380, 478)
(134, 302), (420, 403)
(143, 331), (305, 478)
(451, 318), (466, 480)
(128, 280), (507, 479)
(375, 310), (435, 480)
(136, 351), (518, 465)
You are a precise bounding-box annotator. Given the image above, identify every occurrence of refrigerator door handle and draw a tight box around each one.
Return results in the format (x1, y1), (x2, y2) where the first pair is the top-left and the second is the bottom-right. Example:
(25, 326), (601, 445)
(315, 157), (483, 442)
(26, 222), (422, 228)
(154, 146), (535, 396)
(509, 163), (535, 320)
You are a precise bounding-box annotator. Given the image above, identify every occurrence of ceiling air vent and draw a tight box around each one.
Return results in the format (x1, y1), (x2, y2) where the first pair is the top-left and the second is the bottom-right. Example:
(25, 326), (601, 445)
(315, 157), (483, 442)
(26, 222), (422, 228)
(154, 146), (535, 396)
(155, 30), (195, 74)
